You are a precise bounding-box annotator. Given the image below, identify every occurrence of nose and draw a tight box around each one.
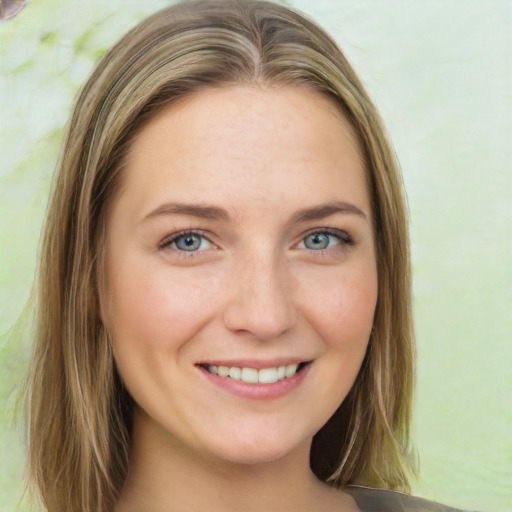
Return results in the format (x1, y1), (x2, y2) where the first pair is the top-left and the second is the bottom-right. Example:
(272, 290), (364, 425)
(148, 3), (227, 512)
(222, 251), (297, 340)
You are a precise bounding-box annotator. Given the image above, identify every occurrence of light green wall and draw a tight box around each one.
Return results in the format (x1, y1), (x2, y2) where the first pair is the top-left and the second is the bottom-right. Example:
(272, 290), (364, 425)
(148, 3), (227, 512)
(1, 1), (510, 510)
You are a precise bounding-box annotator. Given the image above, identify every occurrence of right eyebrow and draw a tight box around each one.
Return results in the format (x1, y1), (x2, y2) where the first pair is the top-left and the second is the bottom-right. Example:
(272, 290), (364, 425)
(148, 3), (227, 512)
(141, 202), (231, 223)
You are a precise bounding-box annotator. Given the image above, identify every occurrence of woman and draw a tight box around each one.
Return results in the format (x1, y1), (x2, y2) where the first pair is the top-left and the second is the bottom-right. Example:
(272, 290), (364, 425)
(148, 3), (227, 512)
(27, 1), (462, 511)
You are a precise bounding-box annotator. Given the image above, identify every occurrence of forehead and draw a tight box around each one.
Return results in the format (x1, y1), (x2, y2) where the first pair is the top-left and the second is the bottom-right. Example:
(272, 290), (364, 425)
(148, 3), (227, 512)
(117, 85), (370, 223)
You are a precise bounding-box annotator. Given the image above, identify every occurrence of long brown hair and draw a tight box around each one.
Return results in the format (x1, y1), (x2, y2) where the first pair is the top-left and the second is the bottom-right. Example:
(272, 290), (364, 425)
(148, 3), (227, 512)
(27, 2), (415, 510)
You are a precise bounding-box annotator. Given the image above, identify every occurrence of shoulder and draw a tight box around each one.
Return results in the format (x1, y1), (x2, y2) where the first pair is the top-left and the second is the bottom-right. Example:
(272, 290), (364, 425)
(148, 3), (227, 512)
(345, 485), (469, 512)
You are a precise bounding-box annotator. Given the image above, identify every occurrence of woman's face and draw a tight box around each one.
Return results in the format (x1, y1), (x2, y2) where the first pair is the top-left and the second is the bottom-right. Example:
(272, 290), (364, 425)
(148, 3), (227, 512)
(104, 86), (377, 465)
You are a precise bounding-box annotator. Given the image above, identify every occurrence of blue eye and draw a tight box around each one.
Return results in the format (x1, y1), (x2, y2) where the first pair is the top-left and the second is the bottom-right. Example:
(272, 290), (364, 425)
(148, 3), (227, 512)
(303, 233), (335, 250)
(174, 234), (203, 251)
(161, 232), (213, 252)
(298, 230), (350, 251)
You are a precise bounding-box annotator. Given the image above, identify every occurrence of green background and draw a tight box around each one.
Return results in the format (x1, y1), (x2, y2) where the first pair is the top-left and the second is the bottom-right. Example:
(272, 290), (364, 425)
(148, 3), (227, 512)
(1, 1), (511, 510)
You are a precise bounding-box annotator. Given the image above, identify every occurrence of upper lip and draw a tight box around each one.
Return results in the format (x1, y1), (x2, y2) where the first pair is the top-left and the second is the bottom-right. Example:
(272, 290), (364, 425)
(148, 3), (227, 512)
(196, 358), (311, 369)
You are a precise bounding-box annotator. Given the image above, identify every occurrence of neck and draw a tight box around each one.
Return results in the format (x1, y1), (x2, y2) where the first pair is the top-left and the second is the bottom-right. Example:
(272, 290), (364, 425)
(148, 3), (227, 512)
(115, 410), (358, 512)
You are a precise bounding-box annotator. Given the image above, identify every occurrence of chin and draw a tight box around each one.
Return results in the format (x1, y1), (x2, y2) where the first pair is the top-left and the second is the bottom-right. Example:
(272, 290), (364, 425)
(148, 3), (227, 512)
(201, 425), (310, 467)
(213, 445), (297, 467)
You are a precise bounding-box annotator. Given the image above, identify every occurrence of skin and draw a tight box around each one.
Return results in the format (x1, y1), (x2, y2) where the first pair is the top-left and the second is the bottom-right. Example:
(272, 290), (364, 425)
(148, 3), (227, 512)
(105, 86), (377, 512)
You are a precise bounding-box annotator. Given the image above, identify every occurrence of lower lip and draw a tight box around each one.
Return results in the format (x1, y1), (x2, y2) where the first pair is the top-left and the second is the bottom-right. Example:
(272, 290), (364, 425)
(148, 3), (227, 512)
(197, 364), (311, 400)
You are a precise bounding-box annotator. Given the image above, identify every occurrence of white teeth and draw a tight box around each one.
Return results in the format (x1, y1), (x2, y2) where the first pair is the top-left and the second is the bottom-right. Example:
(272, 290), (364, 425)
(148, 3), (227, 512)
(258, 367), (278, 384)
(285, 363), (299, 377)
(205, 363), (303, 383)
(217, 366), (229, 377)
(228, 367), (241, 380)
(241, 367), (259, 383)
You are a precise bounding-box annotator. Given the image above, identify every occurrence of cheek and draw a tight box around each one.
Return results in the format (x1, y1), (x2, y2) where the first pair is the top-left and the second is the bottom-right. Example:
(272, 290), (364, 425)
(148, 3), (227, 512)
(104, 261), (223, 407)
(299, 261), (378, 349)
(105, 259), (222, 352)
(299, 262), (377, 432)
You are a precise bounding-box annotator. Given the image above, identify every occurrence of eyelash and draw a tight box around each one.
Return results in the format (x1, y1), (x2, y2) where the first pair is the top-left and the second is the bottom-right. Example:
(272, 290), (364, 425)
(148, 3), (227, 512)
(158, 228), (354, 257)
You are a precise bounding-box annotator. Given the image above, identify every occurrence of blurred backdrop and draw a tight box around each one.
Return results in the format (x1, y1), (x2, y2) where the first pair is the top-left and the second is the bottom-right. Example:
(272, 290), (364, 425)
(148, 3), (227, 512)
(1, 1), (511, 511)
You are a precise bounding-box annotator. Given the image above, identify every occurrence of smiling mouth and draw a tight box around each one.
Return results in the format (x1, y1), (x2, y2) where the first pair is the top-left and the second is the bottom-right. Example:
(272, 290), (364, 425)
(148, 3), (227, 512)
(199, 362), (311, 384)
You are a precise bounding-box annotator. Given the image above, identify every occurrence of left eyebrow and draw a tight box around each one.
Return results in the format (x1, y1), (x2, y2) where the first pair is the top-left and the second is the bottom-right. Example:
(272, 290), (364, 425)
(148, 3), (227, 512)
(288, 201), (369, 224)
